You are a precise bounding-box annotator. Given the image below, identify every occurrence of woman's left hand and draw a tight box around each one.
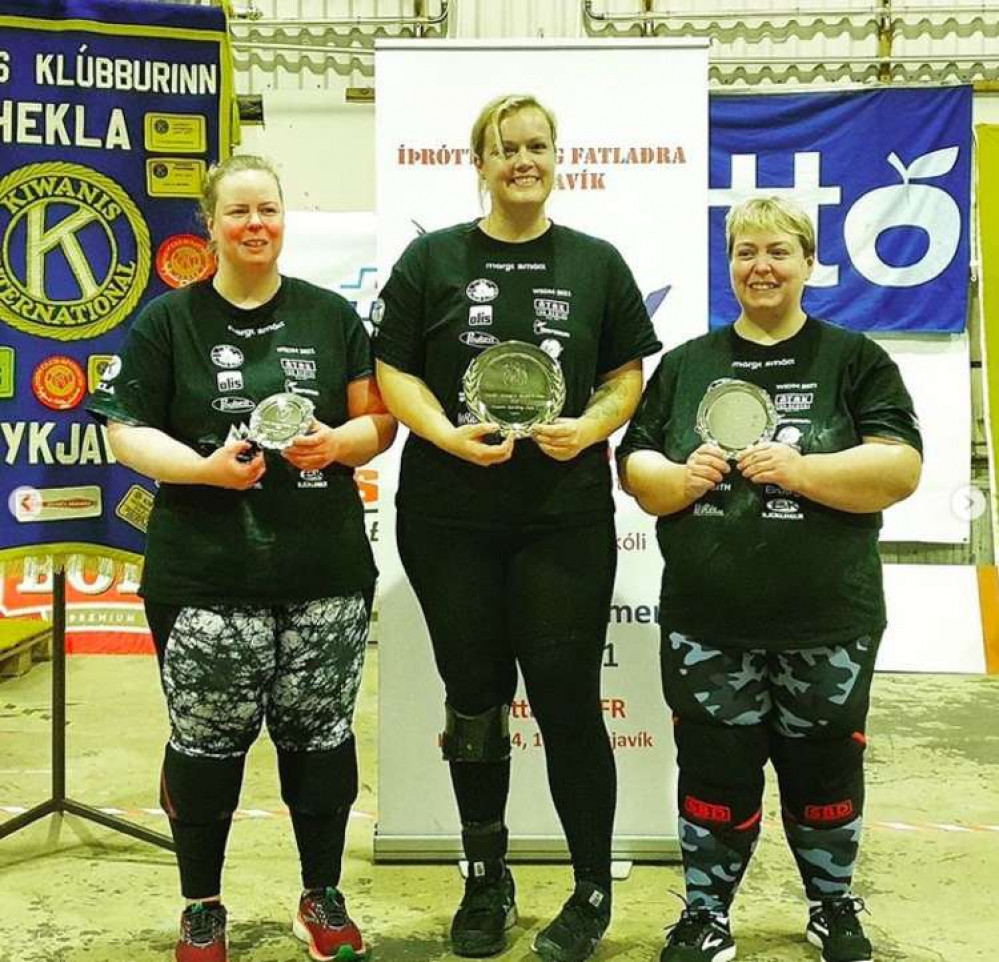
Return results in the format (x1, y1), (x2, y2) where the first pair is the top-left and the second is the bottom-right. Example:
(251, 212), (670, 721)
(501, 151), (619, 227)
(531, 418), (599, 462)
(283, 420), (342, 470)
(737, 441), (805, 491)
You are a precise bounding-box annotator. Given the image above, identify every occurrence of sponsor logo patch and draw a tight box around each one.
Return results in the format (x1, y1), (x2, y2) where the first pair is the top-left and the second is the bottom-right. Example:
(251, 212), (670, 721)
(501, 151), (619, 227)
(466, 278), (499, 303)
(32, 356), (86, 410)
(86, 354), (116, 392)
(280, 358), (317, 380)
(460, 331), (500, 349)
(0, 346), (14, 399)
(211, 344), (244, 369)
(0, 162), (150, 341)
(211, 396), (255, 413)
(11, 484), (102, 522)
(155, 233), (215, 289)
(217, 371), (243, 392)
(115, 484), (155, 533)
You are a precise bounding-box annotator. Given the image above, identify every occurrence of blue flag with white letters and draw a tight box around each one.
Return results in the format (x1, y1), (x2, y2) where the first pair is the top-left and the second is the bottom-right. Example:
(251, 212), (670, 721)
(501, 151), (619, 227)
(709, 87), (972, 333)
(0, 0), (232, 564)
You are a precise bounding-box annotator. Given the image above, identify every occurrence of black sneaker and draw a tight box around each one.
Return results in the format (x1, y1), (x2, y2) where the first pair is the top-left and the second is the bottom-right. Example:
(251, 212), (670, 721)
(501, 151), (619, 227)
(806, 896), (873, 962)
(532, 881), (610, 962)
(659, 906), (735, 962)
(450, 868), (517, 957)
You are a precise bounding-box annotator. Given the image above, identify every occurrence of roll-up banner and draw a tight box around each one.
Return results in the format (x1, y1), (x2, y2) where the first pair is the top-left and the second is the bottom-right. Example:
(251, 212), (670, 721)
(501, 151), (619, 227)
(0, 0), (233, 568)
(374, 39), (710, 862)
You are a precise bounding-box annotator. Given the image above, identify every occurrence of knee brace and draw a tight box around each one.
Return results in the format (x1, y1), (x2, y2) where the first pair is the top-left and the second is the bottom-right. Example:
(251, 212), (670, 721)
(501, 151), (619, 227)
(770, 730), (866, 827)
(160, 744), (245, 824)
(278, 736), (358, 816)
(441, 702), (511, 763)
(675, 717), (768, 831)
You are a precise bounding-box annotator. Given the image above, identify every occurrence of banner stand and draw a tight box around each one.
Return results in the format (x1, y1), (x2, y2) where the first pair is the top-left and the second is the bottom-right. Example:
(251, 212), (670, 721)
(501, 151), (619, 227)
(0, 564), (173, 852)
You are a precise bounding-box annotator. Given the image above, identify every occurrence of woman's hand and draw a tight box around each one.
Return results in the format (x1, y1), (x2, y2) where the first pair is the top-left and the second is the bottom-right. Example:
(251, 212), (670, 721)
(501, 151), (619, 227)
(531, 417), (600, 462)
(736, 441), (803, 490)
(283, 420), (342, 471)
(683, 443), (730, 500)
(441, 422), (515, 466)
(198, 439), (266, 490)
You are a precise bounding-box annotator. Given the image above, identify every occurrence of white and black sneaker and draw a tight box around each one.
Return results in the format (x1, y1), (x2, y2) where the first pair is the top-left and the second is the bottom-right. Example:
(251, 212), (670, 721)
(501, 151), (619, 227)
(659, 906), (735, 962)
(806, 896), (873, 962)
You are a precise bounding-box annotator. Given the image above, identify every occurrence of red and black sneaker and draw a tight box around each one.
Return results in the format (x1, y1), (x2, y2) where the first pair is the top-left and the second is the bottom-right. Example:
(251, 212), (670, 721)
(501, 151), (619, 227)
(293, 886), (365, 961)
(175, 901), (228, 962)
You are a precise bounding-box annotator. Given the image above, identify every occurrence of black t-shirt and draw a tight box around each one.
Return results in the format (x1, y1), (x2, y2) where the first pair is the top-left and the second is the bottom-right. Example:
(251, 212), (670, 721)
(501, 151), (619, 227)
(617, 317), (923, 649)
(373, 221), (662, 527)
(87, 276), (377, 606)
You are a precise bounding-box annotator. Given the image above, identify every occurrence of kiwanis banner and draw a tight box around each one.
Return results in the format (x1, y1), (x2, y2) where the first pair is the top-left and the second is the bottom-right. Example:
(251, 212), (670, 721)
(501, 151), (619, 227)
(0, 0), (232, 565)
(710, 86), (972, 333)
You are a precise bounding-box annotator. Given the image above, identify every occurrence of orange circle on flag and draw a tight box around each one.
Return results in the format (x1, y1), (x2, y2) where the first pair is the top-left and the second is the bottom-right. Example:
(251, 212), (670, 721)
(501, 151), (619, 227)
(33, 356), (87, 410)
(156, 234), (216, 288)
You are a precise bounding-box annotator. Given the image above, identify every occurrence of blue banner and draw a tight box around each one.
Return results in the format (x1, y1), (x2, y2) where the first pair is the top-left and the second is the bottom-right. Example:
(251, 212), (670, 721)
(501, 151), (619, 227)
(0, 0), (232, 563)
(709, 87), (972, 333)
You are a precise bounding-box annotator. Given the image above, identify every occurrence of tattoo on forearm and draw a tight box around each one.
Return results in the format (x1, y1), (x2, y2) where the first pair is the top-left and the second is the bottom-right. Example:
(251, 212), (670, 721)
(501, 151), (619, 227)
(584, 376), (630, 426)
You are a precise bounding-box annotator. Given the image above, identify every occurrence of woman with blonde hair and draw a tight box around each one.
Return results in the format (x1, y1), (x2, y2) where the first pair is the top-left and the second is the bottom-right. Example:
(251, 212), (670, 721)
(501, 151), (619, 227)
(374, 94), (661, 962)
(90, 154), (396, 962)
(619, 196), (922, 962)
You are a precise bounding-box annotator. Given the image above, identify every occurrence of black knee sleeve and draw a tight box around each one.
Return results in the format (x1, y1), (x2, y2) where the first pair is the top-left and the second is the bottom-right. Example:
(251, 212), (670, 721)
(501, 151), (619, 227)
(675, 717), (768, 831)
(161, 744), (244, 824)
(278, 736), (359, 816)
(771, 730), (866, 827)
(441, 702), (511, 762)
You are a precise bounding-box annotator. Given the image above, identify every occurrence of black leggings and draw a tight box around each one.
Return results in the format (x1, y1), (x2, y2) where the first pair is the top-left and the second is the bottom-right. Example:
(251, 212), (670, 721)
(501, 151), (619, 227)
(397, 513), (618, 889)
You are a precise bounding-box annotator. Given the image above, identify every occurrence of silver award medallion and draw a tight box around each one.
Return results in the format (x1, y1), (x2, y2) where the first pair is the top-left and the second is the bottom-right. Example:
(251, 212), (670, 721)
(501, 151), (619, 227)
(463, 340), (566, 438)
(248, 392), (315, 450)
(696, 378), (777, 457)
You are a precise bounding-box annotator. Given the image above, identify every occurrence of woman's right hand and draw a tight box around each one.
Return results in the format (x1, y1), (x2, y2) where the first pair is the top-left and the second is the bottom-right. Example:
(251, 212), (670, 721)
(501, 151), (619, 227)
(198, 439), (267, 490)
(683, 443), (730, 501)
(440, 423), (515, 467)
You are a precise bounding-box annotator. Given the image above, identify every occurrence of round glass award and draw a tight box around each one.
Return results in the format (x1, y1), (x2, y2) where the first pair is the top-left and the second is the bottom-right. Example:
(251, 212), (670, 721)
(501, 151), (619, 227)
(463, 340), (566, 438)
(695, 378), (777, 456)
(248, 392), (315, 450)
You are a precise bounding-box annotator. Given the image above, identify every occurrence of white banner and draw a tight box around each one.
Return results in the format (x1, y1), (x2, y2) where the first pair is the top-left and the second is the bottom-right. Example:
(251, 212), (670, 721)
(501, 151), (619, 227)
(372, 39), (709, 861)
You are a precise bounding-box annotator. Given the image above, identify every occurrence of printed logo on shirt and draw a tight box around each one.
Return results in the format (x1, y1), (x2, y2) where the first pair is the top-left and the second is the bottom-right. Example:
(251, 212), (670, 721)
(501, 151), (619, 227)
(534, 298), (570, 321)
(298, 469), (328, 489)
(285, 379), (320, 398)
(776, 425), (805, 449)
(763, 498), (803, 521)
(227, 320), (285, 339)
(466, 278), (499, 303)
(211, 396), (255, 413)
(533, 320), (570, 339)
(468, 305), (493, 327)
(217, 371), (243, 392)
(693, 502), (724, 517)
(280, 358), (317, 380)
(277, 345), (317, 355)
(459, 331), (500, 349)
(211, 344), (244, 369)
(775, 391), (814, 413)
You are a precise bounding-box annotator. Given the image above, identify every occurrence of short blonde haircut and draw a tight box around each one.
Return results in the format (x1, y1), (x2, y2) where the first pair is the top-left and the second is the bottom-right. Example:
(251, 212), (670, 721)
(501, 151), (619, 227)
(725, 196), (816, 260)
(470, 93), (558, 163)
(198, 154), (283, 227)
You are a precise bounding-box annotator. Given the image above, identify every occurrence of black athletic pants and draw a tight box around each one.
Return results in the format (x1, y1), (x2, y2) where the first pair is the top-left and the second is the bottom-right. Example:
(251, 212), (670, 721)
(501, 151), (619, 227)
(397, 513), (618, 891)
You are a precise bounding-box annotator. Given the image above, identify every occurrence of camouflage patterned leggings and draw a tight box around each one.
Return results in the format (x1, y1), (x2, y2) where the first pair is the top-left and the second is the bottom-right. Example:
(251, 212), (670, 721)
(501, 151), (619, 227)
(662, 630), (881, 910)
(150, 593), (370, 757)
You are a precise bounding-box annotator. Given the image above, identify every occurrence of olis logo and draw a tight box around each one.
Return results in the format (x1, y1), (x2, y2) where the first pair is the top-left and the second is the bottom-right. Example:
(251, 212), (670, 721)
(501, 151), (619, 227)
(0, 162), (151, 340)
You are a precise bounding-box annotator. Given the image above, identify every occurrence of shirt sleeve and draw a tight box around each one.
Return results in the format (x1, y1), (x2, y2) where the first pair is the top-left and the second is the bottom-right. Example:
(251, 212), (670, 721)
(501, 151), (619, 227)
(371, 235), (427, 376)
(849, 336), (923, 455)
(597, 242), (663, 376)
(86, 298), (175, 430)
(615, 351), (679, 467)
(341, 299), (374, 381)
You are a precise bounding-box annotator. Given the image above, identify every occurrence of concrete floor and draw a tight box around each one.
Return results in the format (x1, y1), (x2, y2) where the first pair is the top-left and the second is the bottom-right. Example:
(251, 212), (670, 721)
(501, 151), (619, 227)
(1, 651), (996, 962)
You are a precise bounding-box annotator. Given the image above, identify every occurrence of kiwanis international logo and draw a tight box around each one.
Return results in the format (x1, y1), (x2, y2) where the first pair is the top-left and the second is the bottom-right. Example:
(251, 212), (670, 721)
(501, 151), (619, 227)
(0, 162), (151, 341)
